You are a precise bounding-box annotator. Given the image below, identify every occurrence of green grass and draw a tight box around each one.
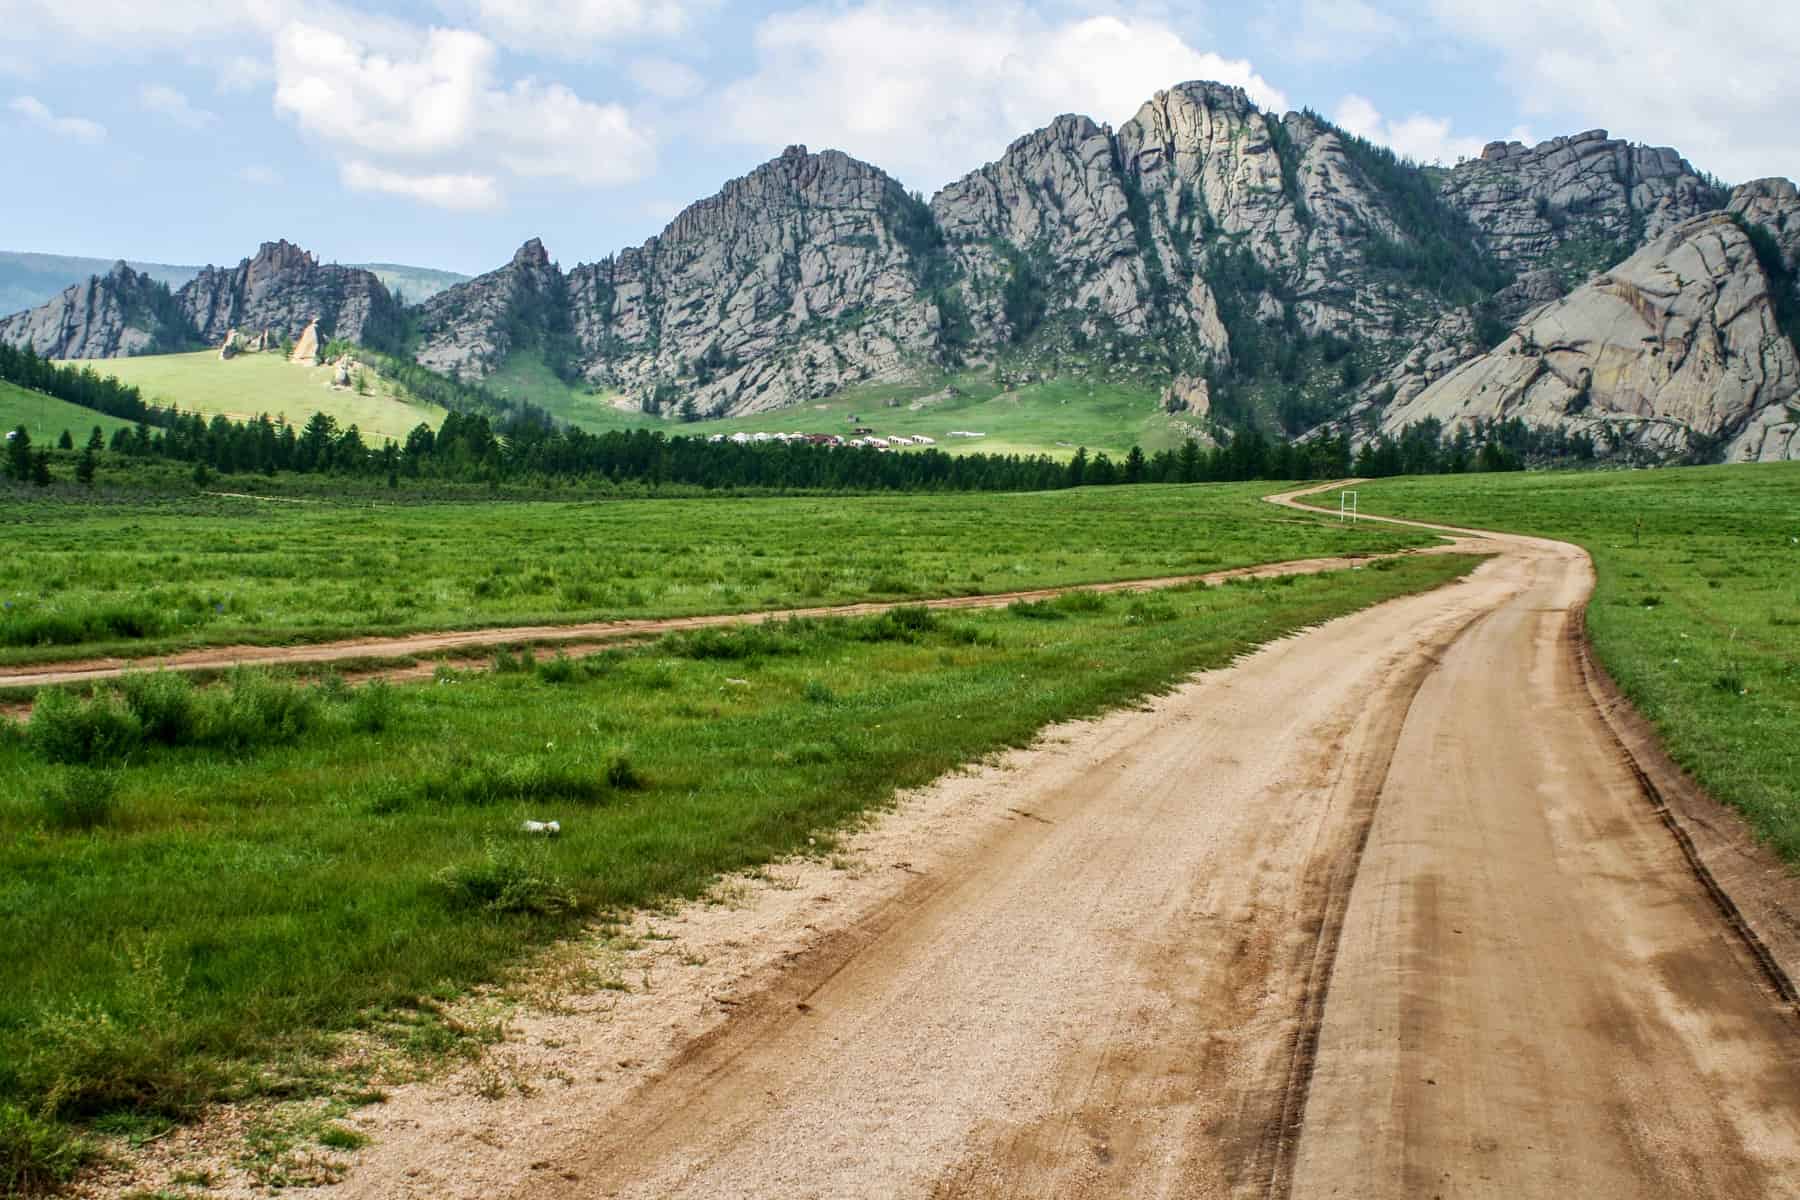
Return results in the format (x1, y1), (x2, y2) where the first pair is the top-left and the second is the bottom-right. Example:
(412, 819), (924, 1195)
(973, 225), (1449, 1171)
(1350, 462), (1800, 863)
(678, 369), (1192, 459)
(483, 351), (653, 433)
(67, 352), (447, 443)
(0, 483), (1432, 665)
(0, 379), (137, 445)
(0, 551), (1477, 1183)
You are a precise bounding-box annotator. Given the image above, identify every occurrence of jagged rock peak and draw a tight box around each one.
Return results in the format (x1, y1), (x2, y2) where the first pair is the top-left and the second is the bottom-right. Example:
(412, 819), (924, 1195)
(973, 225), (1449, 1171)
(1729, 178), (1800, 277)
(512, 238), (552, 269)
(246, 239), (319, 274)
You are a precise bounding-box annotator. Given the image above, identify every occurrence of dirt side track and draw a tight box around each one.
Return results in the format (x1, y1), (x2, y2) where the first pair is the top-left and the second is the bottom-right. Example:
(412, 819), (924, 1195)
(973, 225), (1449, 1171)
(0, 547), (1469, 694)
(148, 485), (1800, 1200)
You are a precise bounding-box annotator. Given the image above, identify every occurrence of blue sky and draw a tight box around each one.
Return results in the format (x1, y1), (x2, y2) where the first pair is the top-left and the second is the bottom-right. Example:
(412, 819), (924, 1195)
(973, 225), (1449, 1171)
(2, 1), (1794, 276)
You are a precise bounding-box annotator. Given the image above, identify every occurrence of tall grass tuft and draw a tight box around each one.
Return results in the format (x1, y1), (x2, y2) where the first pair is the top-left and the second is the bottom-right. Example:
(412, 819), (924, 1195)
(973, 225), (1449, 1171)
(119, 671), (198, 745)
(27, 689), (143, 765)
(436, 842), (577, 916)
(36, 768), (121, 832)
(0, 1103), (90, 1196)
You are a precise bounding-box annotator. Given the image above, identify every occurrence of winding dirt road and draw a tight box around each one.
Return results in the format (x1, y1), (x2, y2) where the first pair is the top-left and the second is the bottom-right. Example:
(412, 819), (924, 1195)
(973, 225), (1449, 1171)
(467, 485), (1800, 1199)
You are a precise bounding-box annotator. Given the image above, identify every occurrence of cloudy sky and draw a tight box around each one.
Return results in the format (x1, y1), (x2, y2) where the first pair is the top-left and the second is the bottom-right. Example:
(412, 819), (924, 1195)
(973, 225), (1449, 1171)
(3, 0), (1794, 276)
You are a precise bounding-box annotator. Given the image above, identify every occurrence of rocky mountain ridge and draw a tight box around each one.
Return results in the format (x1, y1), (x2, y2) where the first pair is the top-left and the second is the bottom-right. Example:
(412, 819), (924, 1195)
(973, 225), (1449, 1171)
(0, 242), (405, 361)
(6, 77), (1795, 462)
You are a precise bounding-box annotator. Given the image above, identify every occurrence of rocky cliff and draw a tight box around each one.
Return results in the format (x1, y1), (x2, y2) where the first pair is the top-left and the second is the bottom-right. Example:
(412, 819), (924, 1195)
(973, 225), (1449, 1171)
(1378, 211), (1800, 462)
(180, 240), (401, 348)
(0, 240), (402, 360)
(0, 262), (197, 359)
(369, 79), (1800, 460)
(1438, 131), (1724, 280)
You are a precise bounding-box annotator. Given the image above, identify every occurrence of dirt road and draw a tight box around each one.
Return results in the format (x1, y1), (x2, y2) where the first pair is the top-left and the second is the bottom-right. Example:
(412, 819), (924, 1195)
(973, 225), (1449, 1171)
(449, 486), (1796, 1199)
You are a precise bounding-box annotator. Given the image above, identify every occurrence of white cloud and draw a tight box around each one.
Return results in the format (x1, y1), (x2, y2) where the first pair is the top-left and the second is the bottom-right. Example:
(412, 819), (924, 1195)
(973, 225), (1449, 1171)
(140, 84), (218, 129)
(1332, 93), (1486, 166)
(273, 20), (656, 205)
(218, 54), (274, 93)
(438, 0), (703, 56)
(1430, 0), (1800, 183)
(8, 94), (105, 141)
(629, 56), (704, 100)
(240, 164), (281, 186)
(1287, 0), (1406, 63)
(718, 4), (1287, 190)
(341, 160), (503, 211)
(0, 0), (287, 47)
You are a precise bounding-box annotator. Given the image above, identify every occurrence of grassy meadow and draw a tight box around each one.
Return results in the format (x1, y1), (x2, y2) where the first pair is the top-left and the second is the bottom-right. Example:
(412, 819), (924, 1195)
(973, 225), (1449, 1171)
(478, 349), (1190, 459)
(69, 352), (448, 443)
(0, 483), (1432, 665)
(0, 380), (137, 445)
(0, 550), (1477, 1192)
(1352, 462), (1800, 862)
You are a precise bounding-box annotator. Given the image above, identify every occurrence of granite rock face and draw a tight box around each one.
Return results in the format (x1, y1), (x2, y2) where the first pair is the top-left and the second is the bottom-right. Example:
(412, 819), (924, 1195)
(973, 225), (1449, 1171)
(414, 238), (566, 380)
(0, 240), (400, 360)
(0, 262), (195, 359)
(1439, 131), (1723, 276)
(179, 240), (401, 348)
(1380, 213), (1800, 461)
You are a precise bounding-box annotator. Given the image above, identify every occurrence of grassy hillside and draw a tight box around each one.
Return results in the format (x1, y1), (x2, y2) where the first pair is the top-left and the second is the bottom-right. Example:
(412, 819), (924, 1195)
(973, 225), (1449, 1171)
(478, 353), (1194, 458)
(0, 380), (139, 444)
(69, 351), (447, 443)
(680, 370), (1196, 459)
(1353, 462), (1800, 862)
(485, 351), (653, 432)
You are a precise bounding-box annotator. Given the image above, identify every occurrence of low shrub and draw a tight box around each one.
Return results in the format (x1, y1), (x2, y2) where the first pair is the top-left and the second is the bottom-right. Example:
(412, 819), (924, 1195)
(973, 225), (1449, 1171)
(855, 605), (938, 642)
(605, 754), (645, 791)
(27, 689), (143, 765)
(0, 1103), (90, 1196)
(37, 768), (121, 832)
(416, 752), (611, 807)
(436, 842), (577, 916)
(1007, 599), (1066, 621)
(201, 671), (317, 752)
(119, 671), (199, 745)
(536, 652), (579, 684)
(1053, 590), (1108, 614)
(802, 679), (837, 705)
(349, 680), (397, 733)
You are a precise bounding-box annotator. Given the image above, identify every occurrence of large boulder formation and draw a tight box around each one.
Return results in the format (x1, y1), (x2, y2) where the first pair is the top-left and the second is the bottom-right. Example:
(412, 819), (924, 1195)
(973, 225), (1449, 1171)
(1379, 212), (1800, 462)
(1439, 131), (1724, 280)
(0, 261), (196, 359)
(179, 240), (403, 350)
(290, 319), (321, 366)
(1729, 178), (1800, 280)
(414, 238), (567, 380)
(932, 114), (1154, 339)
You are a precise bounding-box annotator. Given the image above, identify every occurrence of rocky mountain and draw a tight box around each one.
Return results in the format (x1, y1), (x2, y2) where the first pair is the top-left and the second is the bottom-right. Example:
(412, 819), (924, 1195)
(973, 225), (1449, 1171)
(0, 241), (403, 360)
(1439, 132), (1727, 280)
(1377, 209), (1800, 463)
(0, 262), (199, 359)
(180, 240), (403, 348)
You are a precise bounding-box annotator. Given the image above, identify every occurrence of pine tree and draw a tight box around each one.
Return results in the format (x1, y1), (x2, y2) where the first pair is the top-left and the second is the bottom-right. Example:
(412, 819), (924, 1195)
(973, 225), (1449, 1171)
(75, 447), (97, 486)
(29, 449), (51, 486)
(5, 426), (30, 481)
(57, 429), (74, 450)
(86, 426), (105, 452)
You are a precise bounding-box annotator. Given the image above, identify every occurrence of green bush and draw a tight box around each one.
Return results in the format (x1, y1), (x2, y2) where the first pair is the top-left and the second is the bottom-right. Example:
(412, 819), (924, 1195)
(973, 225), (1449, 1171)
(119, 671), (198, 745)
(349, 680), (397, 733)
(1006, 599), (1067, 621)
(416, 752), (608, 807)
(37, 768), (121, 832)
(1053, 590), (1108, 614)
(27, 689), (143, 765)
(201, 671), (317, 751)
(435, 843), (576, 916)
(535, 652), (579, 684)
(604, 754), (645, 791)
(0, 1103), (90, 1196)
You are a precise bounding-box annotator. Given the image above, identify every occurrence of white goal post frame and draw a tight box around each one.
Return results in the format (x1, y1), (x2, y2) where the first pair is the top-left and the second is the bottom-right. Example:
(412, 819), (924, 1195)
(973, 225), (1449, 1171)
(1339, 490), (1359, 523)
